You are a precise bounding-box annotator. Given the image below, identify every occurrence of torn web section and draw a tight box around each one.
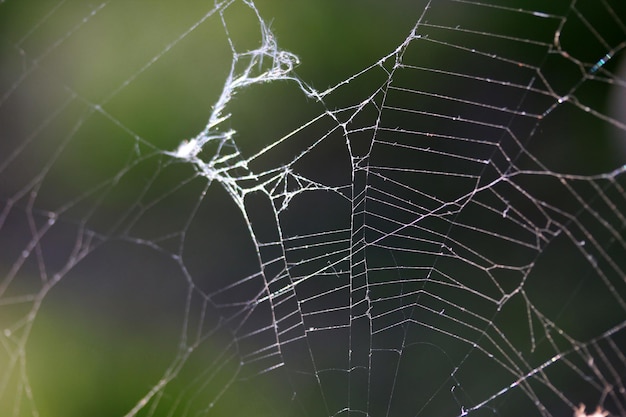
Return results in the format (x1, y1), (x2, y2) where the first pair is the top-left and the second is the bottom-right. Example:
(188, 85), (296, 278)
(143, 1), (360, 416)
(213, 7), (623, 417)
(0, 1), (318, 416)
(1, 0), (626, 417)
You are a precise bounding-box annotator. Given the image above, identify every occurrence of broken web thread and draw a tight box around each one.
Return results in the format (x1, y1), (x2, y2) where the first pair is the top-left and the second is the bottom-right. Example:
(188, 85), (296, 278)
(0, 0), (625, 416)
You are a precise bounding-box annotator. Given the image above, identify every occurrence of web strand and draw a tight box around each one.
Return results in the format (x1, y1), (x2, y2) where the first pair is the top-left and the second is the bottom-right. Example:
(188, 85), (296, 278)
(1, 0), (625, 416)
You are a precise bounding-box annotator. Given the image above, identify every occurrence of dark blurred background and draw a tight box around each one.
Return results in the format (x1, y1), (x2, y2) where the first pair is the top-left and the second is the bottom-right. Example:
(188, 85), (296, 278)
(1, 0), (625, 416)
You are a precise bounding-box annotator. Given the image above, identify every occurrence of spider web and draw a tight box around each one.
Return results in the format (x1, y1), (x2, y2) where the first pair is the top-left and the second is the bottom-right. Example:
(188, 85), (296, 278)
(1, 0), (625, 416)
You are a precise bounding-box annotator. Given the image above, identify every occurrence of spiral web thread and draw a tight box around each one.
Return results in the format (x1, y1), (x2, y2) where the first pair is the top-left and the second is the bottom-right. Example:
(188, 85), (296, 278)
(1, 0), (625, 416)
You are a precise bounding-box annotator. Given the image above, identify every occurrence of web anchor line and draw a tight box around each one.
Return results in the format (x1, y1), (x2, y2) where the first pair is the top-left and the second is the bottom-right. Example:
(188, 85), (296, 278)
(1, 0), (626, 416)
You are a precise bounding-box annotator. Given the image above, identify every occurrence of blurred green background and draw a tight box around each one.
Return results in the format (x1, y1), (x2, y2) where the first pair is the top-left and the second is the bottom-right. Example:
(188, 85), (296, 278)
(1, 0), (625, 416)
